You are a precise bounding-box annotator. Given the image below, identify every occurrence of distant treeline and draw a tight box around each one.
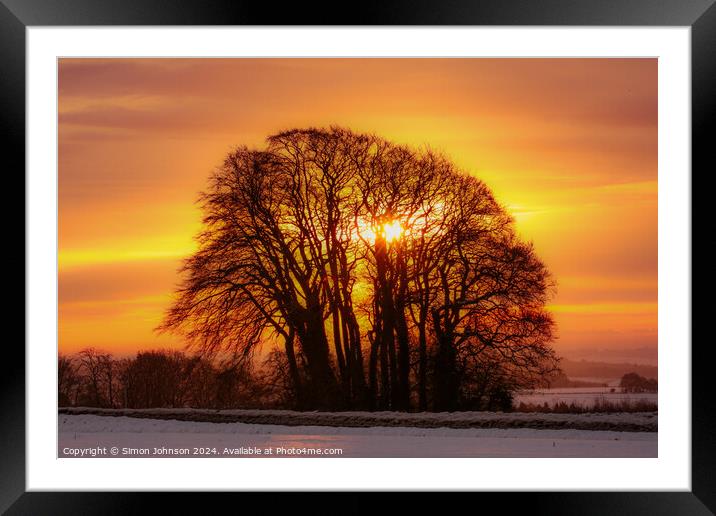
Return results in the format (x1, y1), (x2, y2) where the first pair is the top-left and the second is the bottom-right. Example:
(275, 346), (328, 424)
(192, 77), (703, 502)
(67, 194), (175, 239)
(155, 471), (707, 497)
(544, 372), (607, 388)
(59, 347), (558, 412)
(619, 372), (658, 393)
(59, 348), (279, 410)
(560, 359), (657, 380)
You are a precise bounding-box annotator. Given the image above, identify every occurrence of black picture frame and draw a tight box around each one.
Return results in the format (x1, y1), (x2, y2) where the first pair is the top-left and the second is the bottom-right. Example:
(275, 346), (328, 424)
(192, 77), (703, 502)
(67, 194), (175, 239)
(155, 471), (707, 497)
(4, 0), (714, 513)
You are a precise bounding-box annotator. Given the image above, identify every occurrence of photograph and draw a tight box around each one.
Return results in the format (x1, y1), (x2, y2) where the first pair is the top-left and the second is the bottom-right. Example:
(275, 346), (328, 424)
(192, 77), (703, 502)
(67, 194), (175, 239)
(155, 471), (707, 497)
(57, 57), (658, 459)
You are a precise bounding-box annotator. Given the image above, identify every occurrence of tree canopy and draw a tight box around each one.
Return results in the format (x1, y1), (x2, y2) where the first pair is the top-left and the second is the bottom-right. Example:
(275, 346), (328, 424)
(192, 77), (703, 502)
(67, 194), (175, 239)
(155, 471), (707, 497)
(159, 127), (559, 411)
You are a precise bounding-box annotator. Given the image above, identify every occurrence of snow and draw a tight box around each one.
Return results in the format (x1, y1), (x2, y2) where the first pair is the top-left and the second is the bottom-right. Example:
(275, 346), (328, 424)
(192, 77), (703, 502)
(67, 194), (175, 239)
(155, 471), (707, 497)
(58, 413), (657, 458)
(514, 388), (657, 408)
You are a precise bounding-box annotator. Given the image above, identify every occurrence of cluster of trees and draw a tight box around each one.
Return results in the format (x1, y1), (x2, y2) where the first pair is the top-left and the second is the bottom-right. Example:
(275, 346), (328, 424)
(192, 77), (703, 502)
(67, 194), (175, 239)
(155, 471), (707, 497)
(58, 349), (270, 409)
(620, 372), (658, 393)
(158, 127), (559, 412)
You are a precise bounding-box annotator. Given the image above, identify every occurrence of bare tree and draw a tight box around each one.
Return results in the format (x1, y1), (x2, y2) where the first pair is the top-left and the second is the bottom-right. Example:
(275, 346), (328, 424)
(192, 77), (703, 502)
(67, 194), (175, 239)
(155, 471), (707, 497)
(58, 354), (80, 406)
(158, 127), (558, 412)
(121, 350), (196, 408)
(77, 348), (113, 407)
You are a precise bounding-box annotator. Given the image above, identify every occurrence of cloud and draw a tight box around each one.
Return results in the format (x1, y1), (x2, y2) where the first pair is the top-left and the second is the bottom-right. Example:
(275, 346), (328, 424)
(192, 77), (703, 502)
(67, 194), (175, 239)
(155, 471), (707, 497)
(57, 58), (657, 358)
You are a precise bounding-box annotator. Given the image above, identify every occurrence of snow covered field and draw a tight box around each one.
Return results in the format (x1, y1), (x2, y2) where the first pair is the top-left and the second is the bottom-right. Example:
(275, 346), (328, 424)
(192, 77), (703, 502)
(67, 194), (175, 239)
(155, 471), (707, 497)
(58, 413), (657, 458)
(514, 387), (657, 409)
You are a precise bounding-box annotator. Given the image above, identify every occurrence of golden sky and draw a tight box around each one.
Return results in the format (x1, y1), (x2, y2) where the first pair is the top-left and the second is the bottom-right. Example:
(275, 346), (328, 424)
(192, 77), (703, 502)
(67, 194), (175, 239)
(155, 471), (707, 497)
(58, 58), (657, 363)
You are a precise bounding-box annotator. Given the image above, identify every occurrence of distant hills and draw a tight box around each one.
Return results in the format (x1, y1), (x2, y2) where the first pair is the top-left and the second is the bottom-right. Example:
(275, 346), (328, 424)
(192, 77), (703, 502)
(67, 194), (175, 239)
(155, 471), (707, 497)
(560, 358), (657, 381)
(560, 347), (657, 366)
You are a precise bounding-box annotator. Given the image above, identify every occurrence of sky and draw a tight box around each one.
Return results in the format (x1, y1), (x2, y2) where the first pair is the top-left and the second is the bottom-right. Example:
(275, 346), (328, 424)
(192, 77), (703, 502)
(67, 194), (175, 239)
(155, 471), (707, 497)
(58, 58), (657, 364)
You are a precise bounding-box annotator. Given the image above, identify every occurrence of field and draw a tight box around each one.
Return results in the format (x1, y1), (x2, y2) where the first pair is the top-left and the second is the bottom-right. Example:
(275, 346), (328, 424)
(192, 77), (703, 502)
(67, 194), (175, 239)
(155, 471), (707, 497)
(58, 404), (657, 458)
(514, 386), (658, 412)
(58, 386), (658, 458)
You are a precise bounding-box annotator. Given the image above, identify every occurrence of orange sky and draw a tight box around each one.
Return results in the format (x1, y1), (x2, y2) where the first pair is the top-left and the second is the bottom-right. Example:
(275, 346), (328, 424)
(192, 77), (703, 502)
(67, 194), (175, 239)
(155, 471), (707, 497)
(58, 58), (657, 364)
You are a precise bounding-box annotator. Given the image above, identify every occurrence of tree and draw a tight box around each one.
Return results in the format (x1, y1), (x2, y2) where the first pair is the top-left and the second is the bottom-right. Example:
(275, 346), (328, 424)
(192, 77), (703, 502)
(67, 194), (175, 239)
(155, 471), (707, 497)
(77, 348), (114, 407)
(620, 372), (657, 393)
(121, 350), (193, 408)
(58, 354), (80, 406)
(159, 126), (558, 411)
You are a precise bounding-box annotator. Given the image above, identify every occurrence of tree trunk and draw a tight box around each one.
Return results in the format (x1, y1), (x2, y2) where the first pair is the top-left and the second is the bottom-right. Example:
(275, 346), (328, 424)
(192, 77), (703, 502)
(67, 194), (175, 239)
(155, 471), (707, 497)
(368, 331), (378, 411)
(394, 244), (411, 410)
(417, 315), (428, 411)
(283, 332), (303, 408)
(297, 306), (342, 410)
(375, 238), (394, 409)
(431, 312), (459, 411)
(394, 304), (410, 411)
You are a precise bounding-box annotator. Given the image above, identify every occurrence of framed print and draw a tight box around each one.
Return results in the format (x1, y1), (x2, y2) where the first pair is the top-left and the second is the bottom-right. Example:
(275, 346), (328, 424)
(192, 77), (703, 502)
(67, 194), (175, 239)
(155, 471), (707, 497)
(4, 0), (714, 513)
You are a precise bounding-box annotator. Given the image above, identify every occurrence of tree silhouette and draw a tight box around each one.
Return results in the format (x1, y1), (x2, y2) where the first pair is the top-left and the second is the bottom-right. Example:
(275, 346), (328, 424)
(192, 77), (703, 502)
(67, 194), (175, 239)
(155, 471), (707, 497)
(159, 127), (558, 411)
(77, 348), (114, 408)
(58, 354), (80, 406)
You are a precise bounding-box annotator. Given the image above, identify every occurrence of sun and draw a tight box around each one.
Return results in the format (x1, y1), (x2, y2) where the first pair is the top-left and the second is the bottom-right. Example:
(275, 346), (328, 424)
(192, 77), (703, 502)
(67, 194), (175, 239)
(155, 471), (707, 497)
(354, 217), (406, 244)
(381, 220), (404, 243)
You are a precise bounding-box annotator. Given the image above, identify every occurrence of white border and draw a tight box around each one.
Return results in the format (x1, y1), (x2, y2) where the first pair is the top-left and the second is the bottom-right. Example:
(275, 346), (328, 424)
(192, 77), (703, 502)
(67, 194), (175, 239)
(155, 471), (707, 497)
(27, 27), (690, 491)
